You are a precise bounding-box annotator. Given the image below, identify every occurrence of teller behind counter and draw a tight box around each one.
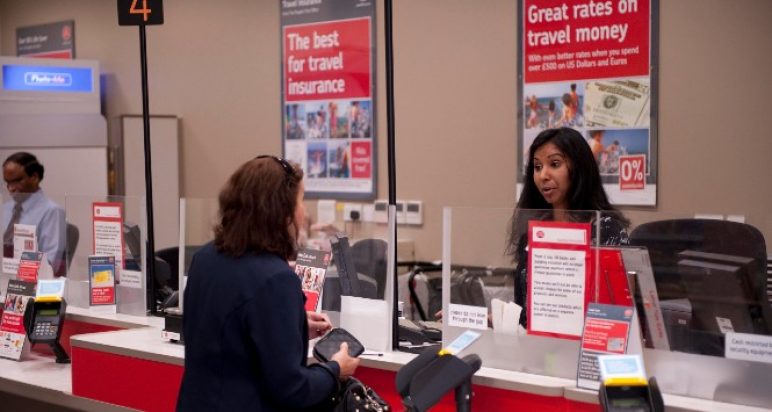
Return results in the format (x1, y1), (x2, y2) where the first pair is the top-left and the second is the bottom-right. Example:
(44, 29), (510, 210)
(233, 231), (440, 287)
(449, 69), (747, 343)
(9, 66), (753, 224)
(2, 152), (67, 276)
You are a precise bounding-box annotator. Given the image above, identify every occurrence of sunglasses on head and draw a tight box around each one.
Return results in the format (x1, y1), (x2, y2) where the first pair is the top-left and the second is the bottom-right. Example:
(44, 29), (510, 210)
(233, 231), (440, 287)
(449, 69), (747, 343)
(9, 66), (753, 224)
(255, 155), (294, 178)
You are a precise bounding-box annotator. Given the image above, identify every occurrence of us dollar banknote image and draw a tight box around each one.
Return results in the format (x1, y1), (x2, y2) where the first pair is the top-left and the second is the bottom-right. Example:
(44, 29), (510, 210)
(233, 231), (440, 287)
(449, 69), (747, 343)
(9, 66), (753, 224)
(584, 79), (650, 128)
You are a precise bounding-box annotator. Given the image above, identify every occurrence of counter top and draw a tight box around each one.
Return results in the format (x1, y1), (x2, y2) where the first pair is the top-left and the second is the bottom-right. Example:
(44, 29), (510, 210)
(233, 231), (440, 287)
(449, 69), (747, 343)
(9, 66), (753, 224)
(71, 326), (185, 366)
(66, 306), (165, 329)
(352, 348), (571, 397)
(0, 351), (136, 411)
(15, 308), (772, 412)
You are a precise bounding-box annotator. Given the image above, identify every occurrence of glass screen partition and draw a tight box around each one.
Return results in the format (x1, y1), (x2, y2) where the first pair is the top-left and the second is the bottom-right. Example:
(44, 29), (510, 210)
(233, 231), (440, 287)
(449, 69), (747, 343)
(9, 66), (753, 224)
(609, 210), (772, 408)
(440, 207), (601, 379)
(320, 205), (395, 353)
(65, 194), (147, 316)
(177, 199), (395, 353)
(177, 197), (219, 309)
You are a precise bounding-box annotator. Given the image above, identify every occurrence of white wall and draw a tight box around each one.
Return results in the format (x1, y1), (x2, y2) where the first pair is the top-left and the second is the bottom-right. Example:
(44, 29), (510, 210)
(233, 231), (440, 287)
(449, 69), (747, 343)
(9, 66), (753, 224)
(1, 0), (771, 259)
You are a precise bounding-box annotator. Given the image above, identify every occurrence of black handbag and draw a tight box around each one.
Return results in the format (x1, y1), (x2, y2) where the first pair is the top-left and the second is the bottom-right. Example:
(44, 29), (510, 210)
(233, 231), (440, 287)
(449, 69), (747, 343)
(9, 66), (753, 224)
(332, 376), (390, 412)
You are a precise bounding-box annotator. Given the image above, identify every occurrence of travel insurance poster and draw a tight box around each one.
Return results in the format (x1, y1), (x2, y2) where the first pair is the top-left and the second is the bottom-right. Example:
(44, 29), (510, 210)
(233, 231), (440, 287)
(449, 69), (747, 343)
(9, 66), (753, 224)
(281, 0), (377, 199)
(517, 0), (658, 205)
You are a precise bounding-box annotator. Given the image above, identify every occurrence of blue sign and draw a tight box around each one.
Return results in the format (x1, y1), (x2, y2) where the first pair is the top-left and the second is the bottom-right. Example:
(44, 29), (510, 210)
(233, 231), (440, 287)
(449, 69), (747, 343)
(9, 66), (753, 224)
(3, 64), (93, 93)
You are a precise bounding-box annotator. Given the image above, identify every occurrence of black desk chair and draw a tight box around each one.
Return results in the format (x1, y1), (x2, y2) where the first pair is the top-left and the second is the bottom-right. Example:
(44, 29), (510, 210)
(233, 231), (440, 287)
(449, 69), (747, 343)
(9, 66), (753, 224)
(155, 245), (203, 310)
(629, 218), (768, 300)
(155, 245), (203, 291)
(629, 218), (771, 355)
(450, 270), (486, 308)
(65, 222), (79, 269)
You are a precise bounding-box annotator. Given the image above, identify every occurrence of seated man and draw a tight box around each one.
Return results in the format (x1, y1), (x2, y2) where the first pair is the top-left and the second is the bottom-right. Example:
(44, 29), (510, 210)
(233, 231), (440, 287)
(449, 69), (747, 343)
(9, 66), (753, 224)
(2, 152), (66, 275)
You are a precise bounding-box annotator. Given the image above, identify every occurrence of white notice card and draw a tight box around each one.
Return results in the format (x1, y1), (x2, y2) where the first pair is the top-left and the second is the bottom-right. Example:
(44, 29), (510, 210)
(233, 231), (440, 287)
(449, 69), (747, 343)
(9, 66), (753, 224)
(529, 248), (587, 337)
(92, 202), (125, 282)
(527, 220), (591, 339)
(448, 303), (488, 331)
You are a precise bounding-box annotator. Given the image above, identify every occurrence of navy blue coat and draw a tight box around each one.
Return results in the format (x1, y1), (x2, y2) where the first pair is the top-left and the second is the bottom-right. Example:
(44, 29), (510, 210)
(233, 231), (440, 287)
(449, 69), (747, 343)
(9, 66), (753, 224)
(176, 243), (339, 411)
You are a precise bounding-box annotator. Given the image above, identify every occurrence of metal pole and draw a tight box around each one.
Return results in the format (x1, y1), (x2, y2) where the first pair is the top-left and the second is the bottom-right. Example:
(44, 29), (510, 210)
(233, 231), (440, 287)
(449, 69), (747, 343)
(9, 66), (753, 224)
(384, 0), (398, 349)
(139, 25), (157, 315)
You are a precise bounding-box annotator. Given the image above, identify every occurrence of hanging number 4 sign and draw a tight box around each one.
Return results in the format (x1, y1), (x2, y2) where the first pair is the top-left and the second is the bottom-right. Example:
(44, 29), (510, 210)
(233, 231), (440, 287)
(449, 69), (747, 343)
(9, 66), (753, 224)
(619, 155), (646, 190)
(117, 0), (164, 26)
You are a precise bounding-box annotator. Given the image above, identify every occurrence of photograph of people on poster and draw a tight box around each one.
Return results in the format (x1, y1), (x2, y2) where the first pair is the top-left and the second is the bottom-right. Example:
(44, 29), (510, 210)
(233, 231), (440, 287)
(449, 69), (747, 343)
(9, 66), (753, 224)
(524, 82), (584, 130)
(330, 100), (350, 139)
(350, 100), (372, 138)
(305, 103), (330, 139)
(327, 140), (350, 179)
(306, 142), (327, 178)
(586, 129), (649, 176)
(285, 104), (306, 140)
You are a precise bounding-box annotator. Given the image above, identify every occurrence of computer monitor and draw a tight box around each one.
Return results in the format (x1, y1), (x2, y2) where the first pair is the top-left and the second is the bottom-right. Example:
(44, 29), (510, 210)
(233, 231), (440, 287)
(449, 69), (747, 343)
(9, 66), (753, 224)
(677, 250), (772, 337)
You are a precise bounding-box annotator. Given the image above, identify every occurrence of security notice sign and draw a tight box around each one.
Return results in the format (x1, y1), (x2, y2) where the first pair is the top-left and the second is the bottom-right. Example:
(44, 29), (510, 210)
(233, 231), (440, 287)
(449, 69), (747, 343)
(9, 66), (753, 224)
(517, 0), (658, 206)
(281, 0), (376, 199)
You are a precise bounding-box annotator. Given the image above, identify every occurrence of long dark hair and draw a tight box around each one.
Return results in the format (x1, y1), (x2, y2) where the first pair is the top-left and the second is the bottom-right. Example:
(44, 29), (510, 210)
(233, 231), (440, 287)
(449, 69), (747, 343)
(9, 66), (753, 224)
(506, 127), (627, 257)
(214, 157), (304, 260)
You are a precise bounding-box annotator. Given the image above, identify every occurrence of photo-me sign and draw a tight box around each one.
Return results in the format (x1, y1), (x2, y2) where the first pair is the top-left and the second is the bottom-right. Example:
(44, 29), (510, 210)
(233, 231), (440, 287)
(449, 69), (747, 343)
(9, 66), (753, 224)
(2, 65), (93, 93)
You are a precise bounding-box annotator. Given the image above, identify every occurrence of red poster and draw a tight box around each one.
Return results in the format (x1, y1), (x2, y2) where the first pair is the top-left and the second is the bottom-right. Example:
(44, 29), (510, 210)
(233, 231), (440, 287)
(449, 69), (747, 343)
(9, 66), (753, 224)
(587, 248), (633, 307)
(92, 202), (125, 276)
(0, 311), (25, 334)
(581, 316), (631, 354)
(304, 291), (320, 312)
(519, 0), (657, 207)
(281, 2), (376, 199)
(0, 280), (35, 360)
(576, 303), (634, 389)
(284, 18), (371, 102)
(619, 154), (646, 190)
(91, 287), (115, 305)
(16, 252), (43, 283)
(350, 141), (372, 178)
(523, 0), (650, 83)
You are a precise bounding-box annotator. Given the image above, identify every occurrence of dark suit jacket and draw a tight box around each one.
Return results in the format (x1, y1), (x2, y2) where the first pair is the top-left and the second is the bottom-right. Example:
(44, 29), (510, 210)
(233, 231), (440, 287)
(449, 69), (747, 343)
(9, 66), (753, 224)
(177, 243), (339, 411)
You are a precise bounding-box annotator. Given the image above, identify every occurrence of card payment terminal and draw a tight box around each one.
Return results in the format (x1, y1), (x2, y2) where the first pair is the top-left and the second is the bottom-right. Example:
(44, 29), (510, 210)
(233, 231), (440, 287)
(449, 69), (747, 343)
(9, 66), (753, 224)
(24, 297), (70, 363)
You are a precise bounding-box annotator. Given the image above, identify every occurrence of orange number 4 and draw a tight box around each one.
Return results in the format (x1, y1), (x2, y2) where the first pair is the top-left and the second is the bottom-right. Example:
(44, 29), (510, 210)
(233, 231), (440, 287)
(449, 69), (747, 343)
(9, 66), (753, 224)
(129, 0), (152, 22)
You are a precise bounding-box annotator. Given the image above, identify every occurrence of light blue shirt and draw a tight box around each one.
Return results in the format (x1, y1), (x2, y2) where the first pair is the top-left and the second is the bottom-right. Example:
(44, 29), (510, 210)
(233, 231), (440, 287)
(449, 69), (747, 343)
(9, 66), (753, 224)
(2, 189), (65, 267)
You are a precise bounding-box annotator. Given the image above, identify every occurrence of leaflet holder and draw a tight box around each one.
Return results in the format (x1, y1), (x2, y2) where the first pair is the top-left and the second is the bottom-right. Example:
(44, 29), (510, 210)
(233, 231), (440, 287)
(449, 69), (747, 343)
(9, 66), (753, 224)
(23, 296), (70, 363)
(396, 349), (482, 412)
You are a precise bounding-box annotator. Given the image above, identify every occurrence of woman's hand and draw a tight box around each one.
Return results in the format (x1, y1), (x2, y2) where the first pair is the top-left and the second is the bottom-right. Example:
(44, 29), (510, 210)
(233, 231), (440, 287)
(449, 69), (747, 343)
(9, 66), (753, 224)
(434, 310), (443, 322)
(331, 342), (360, 381)
(307, 311), (332, 340)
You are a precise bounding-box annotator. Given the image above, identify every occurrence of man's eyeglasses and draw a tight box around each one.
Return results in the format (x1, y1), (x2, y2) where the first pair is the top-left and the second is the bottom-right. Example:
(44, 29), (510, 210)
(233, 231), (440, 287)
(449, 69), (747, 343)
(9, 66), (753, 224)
(256, 155), (295, 178)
